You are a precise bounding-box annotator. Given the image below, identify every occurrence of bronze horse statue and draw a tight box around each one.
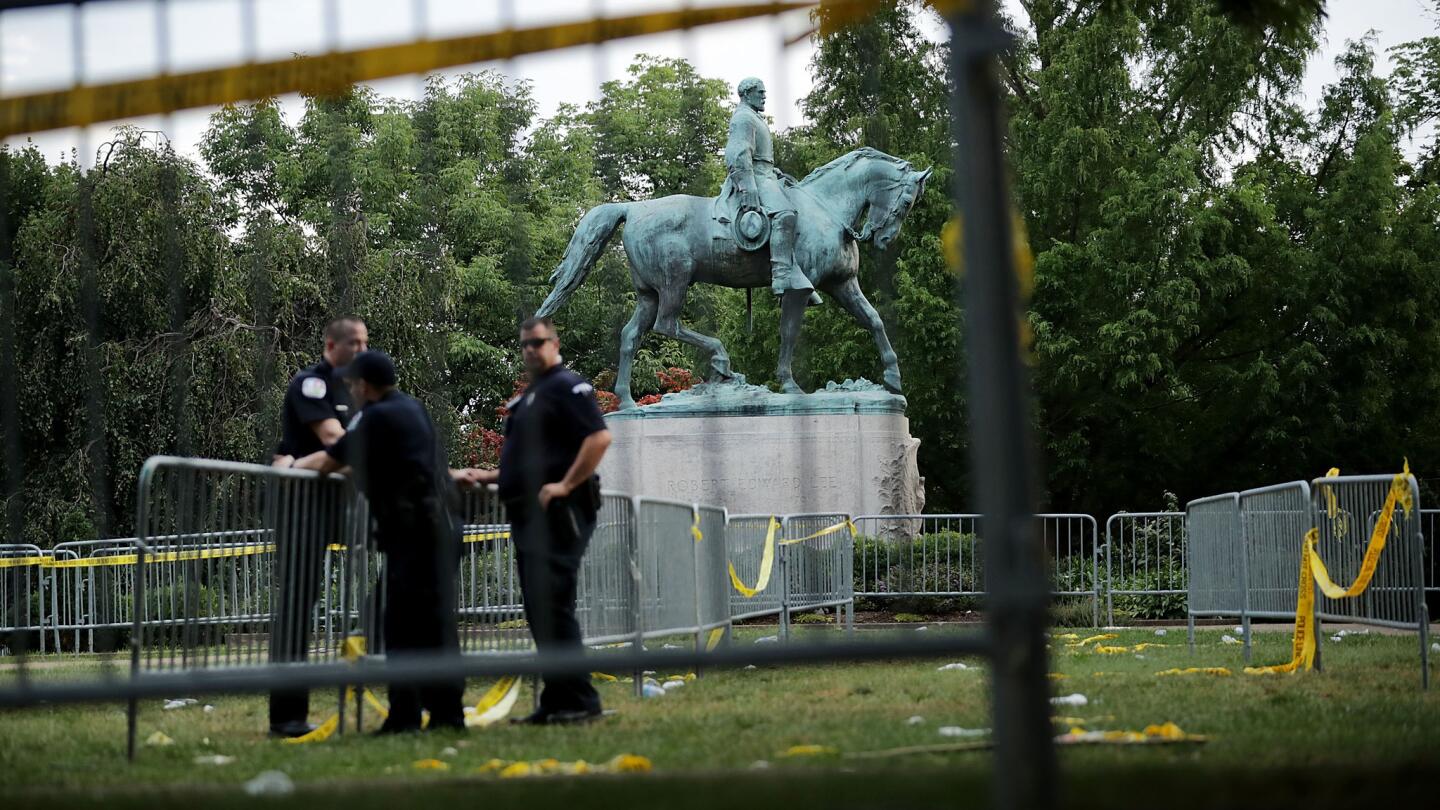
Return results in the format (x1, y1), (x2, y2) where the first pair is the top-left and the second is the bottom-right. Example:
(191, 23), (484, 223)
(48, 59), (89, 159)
(536, 147), (932, 409)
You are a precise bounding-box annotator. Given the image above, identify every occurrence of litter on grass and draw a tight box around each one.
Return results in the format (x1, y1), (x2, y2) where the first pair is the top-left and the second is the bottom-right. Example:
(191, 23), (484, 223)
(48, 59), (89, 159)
(907, 716), (925, 725)
(938, 727), (989, 738)
(937, 662), (969, 671)
(194, 755), (234, 766)
(1050, 694), (1088, 707)
(243, 771), (294, 797)
(1221, 635), (1242, 645)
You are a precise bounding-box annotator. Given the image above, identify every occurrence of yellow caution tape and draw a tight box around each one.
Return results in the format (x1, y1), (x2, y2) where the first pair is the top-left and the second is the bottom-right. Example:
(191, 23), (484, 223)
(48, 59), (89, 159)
(413, 759), (450, 770)
(706, 627), (725, 651)
(591, 672), (619, 682)
(728, 518), (780, 598)
(0, 556), (47, 569)
(0, 3), (813, 139)
(1246, 462), (1413, 675)
(468, 676), (522, 728)
(464, 531), (510, 544)
(779, 519), (858, 546)
(1056, 721), (1207, 745)
(43, 543), (275, 569)
(1094, 642), (1168, 655)
(1245, 530), (1318, 675)
(283, 694), (345, 744)
(1156, 667), (1232, 677)
(780, 744), (838, 757)
(477, 753), (648, 777)
(691, 512), (704, 544)
(1310, 461), (1413, 599)
(1066, 633), (1118, 647)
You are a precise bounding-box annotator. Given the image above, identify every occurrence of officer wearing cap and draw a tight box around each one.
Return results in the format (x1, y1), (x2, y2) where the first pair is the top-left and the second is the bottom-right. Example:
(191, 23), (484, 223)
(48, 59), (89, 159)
(267, 317), (367, 738)
(282, 350), (472, 734)
(465, 316), (611, 725)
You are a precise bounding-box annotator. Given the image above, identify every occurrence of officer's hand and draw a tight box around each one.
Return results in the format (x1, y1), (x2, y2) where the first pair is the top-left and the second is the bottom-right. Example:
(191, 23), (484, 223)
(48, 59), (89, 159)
(539, 482), (572, 509)
(740, 190), (760, 211)
(272, 455), (295, 468)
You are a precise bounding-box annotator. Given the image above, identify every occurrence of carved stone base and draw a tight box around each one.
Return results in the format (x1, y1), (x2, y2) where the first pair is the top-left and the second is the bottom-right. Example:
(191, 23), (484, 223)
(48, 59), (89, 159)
(598, 379), (923, 517)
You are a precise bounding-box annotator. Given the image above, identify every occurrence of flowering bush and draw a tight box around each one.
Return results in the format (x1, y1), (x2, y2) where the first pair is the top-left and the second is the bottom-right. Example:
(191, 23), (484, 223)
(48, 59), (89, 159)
(636, 394), (662, 406)
(656, 366), (696, 394)
(594, 390), (619, 414)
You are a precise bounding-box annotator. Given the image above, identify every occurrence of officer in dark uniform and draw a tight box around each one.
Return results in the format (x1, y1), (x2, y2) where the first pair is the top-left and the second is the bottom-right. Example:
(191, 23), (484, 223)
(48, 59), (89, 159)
(267, 317), (367, 738)
(283, 350), (470, 734)
(467, 316), (612, 725)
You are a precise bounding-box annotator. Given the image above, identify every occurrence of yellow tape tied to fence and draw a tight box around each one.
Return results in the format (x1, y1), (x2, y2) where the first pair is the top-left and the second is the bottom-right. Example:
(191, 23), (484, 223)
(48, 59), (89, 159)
(1245, 462), (1414, 675)
(728, 518), (780, 598)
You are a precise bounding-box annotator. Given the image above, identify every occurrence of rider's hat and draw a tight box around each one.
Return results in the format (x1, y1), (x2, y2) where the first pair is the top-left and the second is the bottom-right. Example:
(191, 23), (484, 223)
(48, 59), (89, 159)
(732, 206), (770, 251)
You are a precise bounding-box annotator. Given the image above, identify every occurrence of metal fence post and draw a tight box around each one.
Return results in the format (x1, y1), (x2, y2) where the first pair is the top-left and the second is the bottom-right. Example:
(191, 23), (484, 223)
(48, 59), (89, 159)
(946, 2), (1055, 807)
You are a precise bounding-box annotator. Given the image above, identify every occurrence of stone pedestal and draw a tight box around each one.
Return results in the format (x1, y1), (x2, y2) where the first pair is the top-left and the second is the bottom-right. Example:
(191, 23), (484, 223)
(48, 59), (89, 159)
(597, 378), (923, 517)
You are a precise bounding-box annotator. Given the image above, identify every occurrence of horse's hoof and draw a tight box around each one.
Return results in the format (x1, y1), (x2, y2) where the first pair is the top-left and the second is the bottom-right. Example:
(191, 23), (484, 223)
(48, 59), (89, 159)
(883, 370), (903, 393)
(618, 397), (638, 411)
(780, 380), (807, 395)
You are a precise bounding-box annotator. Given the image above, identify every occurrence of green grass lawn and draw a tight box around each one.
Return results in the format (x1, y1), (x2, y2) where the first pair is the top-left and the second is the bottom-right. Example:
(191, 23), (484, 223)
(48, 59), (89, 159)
(3, 625), (1438, 809)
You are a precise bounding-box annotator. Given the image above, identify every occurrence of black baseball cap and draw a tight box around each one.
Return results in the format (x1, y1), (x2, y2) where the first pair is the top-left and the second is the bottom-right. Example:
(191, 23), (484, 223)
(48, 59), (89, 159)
(337, 350), (397, 387)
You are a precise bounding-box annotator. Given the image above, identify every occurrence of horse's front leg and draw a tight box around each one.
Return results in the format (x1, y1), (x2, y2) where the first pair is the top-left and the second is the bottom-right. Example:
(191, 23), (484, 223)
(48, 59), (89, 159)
(616, 292), (659, 409)
(776, 289), (808, 394)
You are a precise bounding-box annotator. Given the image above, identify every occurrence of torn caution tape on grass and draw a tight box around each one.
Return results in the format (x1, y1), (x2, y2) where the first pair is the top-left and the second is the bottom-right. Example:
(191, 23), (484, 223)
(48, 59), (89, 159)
(779, 744), (839, 757)
(1056, 722), (1207, 745)
(1156, 667), (1232, 677)
(466, 675), (522, 728)
(1065, 633), (1118, 648)
(475, 753), (652, 778)
(1093, 643), (1168, 655)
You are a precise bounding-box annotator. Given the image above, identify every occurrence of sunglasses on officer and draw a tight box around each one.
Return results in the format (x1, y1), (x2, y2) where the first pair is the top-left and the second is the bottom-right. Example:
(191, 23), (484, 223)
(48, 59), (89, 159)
(519, 336), (555, 350)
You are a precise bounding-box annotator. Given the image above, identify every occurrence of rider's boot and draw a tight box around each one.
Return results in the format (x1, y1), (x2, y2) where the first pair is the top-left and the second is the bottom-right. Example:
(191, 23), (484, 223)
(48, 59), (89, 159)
(769, 213), (813, 297)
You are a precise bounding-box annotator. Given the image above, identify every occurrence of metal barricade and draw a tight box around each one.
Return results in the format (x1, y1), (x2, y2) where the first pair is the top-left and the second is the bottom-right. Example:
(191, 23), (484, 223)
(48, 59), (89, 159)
(1311, 473), (1429, 687)
(779, 513), (855, 637)
(1239, 482), (1314, 664)
(1103, 512), (1186, 626)
(1185, 493), (1244, 651)
(851, 514), (983, 599)
(1, 544), (45, 652)
(1041, 514), (1101, 626)
(693, 504), (730, 640)
(1422, 509), (1439, 597)
(726, 514), (784, 622)
(454, 486), (525, 654)
(132, 457), (365, 674)
(633, 497), (703, 641)
(577, 493), (639, 646)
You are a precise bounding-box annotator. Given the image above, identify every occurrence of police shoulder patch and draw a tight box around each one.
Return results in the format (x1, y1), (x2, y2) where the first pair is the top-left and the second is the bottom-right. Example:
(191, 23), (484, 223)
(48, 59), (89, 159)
(571, 382), (594, 396)
(301, 376), (327, 399)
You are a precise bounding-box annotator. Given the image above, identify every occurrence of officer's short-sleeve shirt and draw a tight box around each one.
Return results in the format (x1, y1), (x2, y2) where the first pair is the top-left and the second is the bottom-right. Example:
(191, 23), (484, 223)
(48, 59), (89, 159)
(326, 391), (442, 506)
(278, 359), (354, 457)
(497, 365), (608, 501)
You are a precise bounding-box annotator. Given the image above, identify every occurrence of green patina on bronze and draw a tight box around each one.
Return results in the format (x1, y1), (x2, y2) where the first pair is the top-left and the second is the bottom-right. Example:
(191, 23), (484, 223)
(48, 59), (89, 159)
(535, 77), (931, 411)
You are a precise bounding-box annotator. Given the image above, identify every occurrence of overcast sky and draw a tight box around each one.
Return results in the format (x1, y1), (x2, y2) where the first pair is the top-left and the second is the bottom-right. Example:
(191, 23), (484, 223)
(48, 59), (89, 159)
(1, 0), (1436, 165)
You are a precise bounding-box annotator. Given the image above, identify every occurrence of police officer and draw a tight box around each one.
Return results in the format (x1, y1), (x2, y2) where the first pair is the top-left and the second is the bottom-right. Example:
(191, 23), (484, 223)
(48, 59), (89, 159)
(467, 316), (612, 725)
(267, 317), (367, 738)
(283, 350), (470, 733)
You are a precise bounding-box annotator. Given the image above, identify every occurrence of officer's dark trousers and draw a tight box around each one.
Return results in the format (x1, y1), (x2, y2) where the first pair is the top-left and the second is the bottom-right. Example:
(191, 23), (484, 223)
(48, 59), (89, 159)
(268, 488), (336, 728)
(379, 530), (466, 731)
(512, 498), (602, 714)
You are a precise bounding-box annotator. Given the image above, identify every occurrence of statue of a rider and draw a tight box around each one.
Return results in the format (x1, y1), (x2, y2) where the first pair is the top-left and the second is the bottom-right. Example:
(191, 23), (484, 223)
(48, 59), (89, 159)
(723, 77), (813, 298)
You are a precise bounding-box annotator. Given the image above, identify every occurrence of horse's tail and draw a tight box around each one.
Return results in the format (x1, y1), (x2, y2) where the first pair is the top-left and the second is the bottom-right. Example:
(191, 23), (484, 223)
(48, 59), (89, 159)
(536, 202), (629, 317)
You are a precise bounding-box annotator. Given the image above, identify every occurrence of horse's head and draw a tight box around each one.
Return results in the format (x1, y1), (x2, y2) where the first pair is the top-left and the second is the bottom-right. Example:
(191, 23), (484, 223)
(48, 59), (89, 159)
(859, 162), (933, 252)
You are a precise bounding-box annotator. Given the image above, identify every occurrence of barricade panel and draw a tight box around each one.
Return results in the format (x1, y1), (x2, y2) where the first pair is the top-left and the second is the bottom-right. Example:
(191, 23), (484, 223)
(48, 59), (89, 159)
(1240, 482), (1311, 621)
(1186, 494), (1243, 618)
(1104, 512), (1186, 626)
